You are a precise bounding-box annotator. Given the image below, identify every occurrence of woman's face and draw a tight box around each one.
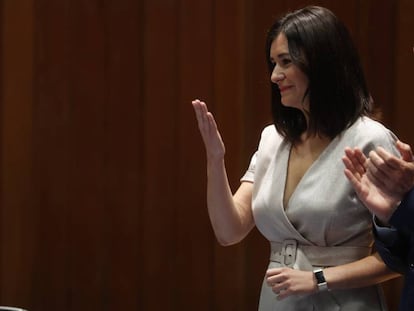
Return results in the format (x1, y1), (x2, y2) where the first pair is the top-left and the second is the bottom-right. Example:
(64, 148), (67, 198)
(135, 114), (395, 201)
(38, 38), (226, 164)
(269, 33), (309, 111)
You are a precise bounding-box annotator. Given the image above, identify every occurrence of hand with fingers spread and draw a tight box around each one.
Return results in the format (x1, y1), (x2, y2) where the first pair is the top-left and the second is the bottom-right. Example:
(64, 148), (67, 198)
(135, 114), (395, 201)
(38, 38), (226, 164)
(343, 140), (414, 224)
(191, 99), (226, 162)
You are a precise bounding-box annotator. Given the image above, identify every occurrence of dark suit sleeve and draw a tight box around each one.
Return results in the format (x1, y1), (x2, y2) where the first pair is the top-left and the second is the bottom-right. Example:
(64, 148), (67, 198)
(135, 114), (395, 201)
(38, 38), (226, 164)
(374, 219), (408, 274)
(389, 188), (414, 234)
(373, 189), (414, 274)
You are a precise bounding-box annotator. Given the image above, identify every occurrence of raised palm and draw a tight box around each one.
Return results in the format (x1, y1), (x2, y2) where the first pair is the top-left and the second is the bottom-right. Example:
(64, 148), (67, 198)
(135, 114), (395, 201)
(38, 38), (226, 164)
(191, 99), (226, 161)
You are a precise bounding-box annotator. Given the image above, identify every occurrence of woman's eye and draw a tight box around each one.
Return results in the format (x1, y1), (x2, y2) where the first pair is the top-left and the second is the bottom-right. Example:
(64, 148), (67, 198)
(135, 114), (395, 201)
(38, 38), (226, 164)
(281, 58), (291, 65)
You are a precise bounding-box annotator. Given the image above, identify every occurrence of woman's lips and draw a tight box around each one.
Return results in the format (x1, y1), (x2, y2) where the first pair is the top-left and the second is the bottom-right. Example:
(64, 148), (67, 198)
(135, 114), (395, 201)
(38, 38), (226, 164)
(279, 85), (293, 93)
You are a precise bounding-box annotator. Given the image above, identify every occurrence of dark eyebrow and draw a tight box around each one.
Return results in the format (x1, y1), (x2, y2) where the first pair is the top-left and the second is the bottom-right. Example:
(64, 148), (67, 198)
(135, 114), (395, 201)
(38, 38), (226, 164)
(277, 53), (290, 58)
(270, 52), (290, 63)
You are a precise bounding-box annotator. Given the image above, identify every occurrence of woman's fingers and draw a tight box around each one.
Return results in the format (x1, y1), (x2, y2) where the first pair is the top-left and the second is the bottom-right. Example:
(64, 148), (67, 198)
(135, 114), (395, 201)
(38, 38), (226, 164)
(191, 99), (226, 159)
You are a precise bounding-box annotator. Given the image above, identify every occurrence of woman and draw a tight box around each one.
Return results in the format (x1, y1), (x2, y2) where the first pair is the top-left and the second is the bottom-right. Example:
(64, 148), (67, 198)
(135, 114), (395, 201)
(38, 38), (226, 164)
(192, 6), (399, 310)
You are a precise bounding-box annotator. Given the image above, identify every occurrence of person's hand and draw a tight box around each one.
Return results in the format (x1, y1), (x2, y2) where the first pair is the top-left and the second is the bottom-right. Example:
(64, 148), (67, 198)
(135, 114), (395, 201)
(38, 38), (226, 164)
(343, 147), (398, 223)
(366, 141), (414, 198)
(343, 141), (414, 223)
(266, 267), (316, 300)
(191, 99), (225, 161)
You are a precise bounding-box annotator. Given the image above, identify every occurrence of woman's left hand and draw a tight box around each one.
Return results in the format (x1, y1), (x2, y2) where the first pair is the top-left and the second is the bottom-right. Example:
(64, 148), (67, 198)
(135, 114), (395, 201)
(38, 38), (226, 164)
(266, 267), (317, 300)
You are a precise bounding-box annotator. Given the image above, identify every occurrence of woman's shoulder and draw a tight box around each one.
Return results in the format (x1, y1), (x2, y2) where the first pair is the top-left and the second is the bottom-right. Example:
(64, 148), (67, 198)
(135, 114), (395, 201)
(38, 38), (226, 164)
(261, 124), (276, 136)
(345, 116), (398, 153)
(348, 116), (396, 140)
(259, 124), (283, 144)
(255, 124), (285, 154)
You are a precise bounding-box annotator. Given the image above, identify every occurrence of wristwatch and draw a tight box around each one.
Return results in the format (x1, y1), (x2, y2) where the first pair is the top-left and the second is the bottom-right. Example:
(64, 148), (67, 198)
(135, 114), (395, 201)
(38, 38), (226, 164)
(313, 268), (329, 291)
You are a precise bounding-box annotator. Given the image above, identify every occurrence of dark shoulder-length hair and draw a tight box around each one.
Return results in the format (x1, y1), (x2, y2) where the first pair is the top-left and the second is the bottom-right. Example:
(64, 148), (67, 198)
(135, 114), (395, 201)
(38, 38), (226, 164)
(265, 6), (373, 143)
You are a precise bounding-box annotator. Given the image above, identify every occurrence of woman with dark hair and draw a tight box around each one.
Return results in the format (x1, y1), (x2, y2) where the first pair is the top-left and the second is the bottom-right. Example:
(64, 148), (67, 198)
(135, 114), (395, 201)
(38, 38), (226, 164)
(192, 6), (399, 310)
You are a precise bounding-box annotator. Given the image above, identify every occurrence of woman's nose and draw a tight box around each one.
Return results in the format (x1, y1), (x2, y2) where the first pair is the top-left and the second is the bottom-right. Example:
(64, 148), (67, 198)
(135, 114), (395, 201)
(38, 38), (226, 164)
(271, 70), (285, 84)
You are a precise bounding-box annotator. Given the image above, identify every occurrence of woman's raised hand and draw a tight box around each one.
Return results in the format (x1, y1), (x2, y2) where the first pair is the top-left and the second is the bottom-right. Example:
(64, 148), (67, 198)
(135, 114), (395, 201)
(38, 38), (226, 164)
(191, 99), (226, 161)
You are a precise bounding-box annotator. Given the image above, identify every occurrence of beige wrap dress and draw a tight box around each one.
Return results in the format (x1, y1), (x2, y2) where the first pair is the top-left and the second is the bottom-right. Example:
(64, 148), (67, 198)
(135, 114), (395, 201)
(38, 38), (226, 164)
(241, 117), (398, 310)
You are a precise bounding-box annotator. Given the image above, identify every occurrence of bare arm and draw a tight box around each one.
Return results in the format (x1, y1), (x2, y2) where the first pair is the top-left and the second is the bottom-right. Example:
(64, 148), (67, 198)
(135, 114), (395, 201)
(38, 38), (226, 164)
(192, 99), (255, 245)
(266, 252), (398, 300)
(322, 253), (399, 290)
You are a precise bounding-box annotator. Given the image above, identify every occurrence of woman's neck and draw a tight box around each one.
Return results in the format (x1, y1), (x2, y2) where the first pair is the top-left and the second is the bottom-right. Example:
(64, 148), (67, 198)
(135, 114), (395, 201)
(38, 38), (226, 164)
(293, 132), (332, 156)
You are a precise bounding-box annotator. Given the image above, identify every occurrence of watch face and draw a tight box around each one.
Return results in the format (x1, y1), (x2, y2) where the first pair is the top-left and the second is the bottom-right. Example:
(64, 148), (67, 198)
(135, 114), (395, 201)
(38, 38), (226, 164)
(315, 270), (326, 284)
(314, 269), (328, 291)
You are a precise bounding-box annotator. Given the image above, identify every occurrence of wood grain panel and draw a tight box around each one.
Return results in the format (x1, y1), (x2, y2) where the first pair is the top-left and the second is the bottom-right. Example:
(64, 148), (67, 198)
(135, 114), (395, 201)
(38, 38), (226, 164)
(101, 1), (142, 310)
(140, 0), (181, 309)
(354, 0), (396, 126)
(175, 0), (216, 309)
(32, 1), (74, 310)
(393, 0), (414, 146)
(0, 0), (34, 309)
(65, 1), (107, 310)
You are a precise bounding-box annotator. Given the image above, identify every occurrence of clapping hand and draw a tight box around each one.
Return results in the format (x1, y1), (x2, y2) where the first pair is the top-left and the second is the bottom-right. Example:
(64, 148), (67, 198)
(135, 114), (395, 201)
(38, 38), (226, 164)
(343, 141), (414, 223)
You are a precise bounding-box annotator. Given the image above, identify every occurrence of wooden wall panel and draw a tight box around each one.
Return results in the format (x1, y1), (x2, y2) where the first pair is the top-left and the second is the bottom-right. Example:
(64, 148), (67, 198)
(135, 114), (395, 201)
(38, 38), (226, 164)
(0, 0), (412, 310)
(354, 0), (397, 126)
(0, 0), (34, 309)
(32, 1), (72, 309)
(141, 0), (181, 309)
(66, 2), (107, 310)
(175, 0), (216, 309)
(393, 0), (414, 146)
(136, 0), (145, 309)
(104, 2), (142, 310)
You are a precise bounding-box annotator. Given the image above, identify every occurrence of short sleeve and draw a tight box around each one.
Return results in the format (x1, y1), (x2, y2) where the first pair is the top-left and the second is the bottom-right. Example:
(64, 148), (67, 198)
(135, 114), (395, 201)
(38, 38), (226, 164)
(240, 152), (257, 183)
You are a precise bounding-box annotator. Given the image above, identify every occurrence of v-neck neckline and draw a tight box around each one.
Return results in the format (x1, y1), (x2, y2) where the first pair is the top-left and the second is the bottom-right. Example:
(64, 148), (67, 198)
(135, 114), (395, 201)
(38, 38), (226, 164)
(281, 136), (336, 210)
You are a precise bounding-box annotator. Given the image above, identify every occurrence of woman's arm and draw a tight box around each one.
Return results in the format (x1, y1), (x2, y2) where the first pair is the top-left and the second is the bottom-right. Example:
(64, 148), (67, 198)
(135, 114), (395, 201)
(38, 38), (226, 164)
(192, 99), (255, 245)
(323, 252), (399, 289)
(266, 252), (399, 300)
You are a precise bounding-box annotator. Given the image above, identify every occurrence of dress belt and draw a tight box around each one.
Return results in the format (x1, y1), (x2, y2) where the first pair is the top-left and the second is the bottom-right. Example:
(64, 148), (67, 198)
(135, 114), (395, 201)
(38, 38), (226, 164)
(270, 240), (372, 268)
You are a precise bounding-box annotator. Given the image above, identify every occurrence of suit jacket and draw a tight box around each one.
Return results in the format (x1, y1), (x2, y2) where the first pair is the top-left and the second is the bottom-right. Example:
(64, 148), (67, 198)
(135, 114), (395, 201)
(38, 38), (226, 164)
(374, 189), (414, 311)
